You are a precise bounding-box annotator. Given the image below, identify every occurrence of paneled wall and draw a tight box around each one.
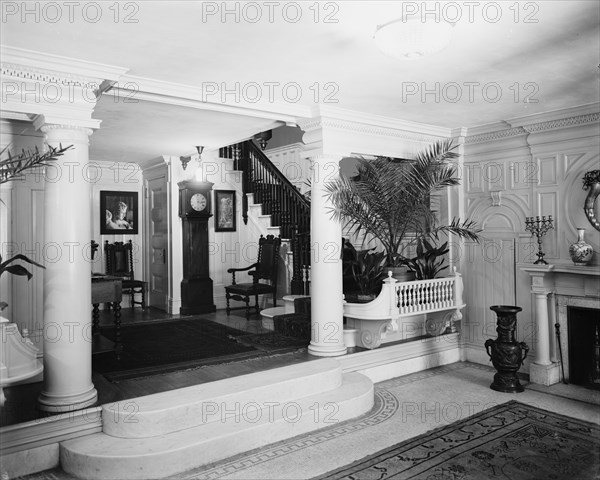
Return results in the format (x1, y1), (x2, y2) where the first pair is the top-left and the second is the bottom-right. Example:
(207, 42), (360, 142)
(460, 110), (600, 367)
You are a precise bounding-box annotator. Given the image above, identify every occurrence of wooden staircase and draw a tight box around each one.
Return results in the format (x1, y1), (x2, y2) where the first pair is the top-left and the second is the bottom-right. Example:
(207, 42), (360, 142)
(220, 141), (311, 295)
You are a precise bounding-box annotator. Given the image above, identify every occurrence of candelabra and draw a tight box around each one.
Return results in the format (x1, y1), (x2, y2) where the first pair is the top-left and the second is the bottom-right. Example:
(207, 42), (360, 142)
(525, 215), (553, 264)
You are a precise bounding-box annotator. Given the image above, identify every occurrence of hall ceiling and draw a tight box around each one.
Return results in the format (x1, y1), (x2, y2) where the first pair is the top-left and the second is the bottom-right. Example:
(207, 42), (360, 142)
(2, 1), (599, 162)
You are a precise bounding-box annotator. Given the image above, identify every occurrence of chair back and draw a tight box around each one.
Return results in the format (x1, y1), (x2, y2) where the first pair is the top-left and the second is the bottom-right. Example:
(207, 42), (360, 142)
(104, 240), (135, 281)
(254, 235), (282, 283)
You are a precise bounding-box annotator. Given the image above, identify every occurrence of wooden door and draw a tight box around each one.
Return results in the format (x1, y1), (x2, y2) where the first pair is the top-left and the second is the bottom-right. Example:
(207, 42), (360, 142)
(147, 176), (169, 310)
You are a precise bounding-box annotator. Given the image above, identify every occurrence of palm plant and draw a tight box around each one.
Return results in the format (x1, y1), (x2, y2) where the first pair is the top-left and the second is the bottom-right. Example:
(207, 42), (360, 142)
(325, 139), (480, 268)
(0, 143), (73, 310)
(0, 143), (72, 184)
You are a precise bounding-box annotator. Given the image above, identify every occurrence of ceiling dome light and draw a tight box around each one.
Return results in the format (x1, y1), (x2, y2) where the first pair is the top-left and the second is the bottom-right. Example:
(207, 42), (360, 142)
(374, 18), (454, 60)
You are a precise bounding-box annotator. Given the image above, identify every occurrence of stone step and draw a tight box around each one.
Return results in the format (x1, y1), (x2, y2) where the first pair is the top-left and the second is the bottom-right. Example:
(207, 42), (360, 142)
(260, 306), (286, 330)
(102, 359), (341, 438)
(60, 360), (373, 480)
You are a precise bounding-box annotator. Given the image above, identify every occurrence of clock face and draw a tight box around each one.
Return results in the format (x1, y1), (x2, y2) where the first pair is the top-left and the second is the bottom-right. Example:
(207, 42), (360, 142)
(190, 193), (207, 212)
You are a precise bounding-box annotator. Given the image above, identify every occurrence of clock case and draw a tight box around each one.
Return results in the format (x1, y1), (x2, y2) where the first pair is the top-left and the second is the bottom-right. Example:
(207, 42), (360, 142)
(178, 180), (216, 315)
(179, 180), (213, 217)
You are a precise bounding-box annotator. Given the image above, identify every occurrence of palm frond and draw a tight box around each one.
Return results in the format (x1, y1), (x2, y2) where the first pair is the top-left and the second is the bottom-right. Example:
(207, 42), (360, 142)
(0, 144), (73, 184)
(325, 140), (480, 265)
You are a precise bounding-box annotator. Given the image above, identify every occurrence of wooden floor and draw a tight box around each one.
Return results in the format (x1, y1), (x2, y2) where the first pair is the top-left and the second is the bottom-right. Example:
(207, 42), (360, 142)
(1, 307), (315, 428)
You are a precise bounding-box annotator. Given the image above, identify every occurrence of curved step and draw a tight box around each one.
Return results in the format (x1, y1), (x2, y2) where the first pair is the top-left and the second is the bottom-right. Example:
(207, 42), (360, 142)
(61, 367), (373, 480)
(103, 359), (342, 438)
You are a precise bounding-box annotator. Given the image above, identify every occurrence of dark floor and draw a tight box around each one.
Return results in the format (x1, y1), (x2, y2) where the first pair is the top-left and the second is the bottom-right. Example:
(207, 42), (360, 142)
(1, 307), (316, 428)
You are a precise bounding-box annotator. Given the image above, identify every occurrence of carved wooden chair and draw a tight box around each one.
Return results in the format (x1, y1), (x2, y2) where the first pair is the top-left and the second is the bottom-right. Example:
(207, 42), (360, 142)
(104, 240), (147, 309)
(225, 234), (281, 319)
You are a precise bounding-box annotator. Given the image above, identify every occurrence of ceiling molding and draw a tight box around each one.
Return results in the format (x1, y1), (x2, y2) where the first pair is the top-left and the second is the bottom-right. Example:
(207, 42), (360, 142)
(298, 116), (443, 145)
(313, 105), (452, 138)
(110, 75), (310, 124)
(465, 104), (600, 145)
(0, 45), (129, 83)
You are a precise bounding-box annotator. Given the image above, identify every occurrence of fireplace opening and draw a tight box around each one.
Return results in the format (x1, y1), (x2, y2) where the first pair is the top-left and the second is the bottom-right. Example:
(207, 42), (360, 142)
(567, 306), (600, 390)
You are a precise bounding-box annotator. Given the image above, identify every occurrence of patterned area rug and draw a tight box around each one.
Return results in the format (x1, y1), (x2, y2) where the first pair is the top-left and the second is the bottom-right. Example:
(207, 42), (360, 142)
(318, 400), (600, 480)
(93, 318), (264, 382)
(229, 332), (308, 354)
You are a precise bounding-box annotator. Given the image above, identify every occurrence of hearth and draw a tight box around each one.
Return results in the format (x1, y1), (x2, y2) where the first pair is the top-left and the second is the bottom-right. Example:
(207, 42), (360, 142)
(568, 306), (600, 390)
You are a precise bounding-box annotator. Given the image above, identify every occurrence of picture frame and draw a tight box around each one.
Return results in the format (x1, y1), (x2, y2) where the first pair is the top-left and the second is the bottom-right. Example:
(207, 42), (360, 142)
(214, 190), (236, 232)
(100, 190), (139, 234)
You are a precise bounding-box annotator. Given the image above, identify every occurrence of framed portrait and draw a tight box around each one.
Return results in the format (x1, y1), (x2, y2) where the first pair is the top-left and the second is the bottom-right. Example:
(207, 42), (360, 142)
(100, 191), (139, 234)
(214, 190), (236, 232)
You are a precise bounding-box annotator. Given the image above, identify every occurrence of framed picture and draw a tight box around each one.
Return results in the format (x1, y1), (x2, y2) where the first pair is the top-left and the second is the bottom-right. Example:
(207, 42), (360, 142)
(100, 191), (139, 234)
(214, 190), (236, 232)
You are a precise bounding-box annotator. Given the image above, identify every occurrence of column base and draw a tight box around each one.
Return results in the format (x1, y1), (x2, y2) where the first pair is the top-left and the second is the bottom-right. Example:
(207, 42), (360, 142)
(308, 342), (347, 357)
(37, 385), (98, 412)
(529, 362), (561, 386)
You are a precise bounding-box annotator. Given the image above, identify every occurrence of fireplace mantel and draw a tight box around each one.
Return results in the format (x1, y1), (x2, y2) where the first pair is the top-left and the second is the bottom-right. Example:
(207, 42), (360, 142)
(521, 263), (600, 386)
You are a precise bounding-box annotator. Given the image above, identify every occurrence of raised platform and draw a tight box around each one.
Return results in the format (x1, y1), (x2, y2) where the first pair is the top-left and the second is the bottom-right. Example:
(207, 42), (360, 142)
(60, 358), (374, 479)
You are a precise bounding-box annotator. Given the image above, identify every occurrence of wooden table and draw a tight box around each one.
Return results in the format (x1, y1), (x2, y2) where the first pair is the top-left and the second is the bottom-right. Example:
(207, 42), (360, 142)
(92, 274), (123, 358)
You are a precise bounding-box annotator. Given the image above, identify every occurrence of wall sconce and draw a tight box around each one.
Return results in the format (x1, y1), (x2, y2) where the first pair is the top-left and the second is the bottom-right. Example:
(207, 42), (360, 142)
(180, 155), (192, 170)
(180, 146), (204, 171)
(254, 130), (272, 150)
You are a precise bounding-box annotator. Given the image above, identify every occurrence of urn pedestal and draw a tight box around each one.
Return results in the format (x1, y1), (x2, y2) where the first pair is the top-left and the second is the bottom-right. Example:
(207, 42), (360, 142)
(485, 305), (529, 393)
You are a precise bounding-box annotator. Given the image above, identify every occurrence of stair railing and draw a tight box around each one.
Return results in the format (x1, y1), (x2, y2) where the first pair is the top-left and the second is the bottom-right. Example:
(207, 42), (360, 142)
(220, 140), (311, 294)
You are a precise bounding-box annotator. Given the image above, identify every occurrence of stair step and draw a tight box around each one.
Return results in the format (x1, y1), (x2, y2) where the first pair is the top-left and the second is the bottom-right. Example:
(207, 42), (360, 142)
(60, 360), (373, 480)
(102, 359), (341, 438)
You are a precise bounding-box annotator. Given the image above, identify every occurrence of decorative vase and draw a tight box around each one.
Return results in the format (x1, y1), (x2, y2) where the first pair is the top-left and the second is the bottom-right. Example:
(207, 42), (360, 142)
(484, 305), (529, 393)
(568, 228), (593, 266)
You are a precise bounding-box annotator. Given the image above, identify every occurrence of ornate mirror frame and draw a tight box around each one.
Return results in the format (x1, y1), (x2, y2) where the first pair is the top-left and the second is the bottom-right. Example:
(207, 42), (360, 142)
(582, 170), (600, 232)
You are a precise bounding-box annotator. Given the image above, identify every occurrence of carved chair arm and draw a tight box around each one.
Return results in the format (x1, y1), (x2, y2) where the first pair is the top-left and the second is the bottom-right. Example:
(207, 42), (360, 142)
(227, 263), (258, 284)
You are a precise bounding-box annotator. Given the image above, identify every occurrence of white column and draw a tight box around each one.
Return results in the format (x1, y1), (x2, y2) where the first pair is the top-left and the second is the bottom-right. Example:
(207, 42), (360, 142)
(308, 154), (346, 357)
(532, 290), (552, 366)
(37, 122), (97, 412)
(522, 265), (560, 386)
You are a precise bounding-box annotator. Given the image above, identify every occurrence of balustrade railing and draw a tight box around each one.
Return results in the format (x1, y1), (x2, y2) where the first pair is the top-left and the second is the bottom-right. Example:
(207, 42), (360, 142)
(397, 277), (456, 314)
(343, 269), (465, 349)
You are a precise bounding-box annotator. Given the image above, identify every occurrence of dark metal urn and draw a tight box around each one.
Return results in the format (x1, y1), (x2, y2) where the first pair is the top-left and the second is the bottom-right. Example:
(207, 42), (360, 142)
(484, 305), (529, 393)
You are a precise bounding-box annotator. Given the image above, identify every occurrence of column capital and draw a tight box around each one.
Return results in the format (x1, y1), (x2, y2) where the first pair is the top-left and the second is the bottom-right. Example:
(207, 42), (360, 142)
(33, 115), (97, 138)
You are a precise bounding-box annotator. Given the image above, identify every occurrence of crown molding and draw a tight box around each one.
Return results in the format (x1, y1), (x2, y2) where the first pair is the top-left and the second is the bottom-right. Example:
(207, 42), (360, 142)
(464, 104), (600, 145)
(311, 105), (452, 138)
(506, 102), (600, 129)
(298, 115), (444, 145)
(109, 74), (310, 125)
(0, 45), (129, 83)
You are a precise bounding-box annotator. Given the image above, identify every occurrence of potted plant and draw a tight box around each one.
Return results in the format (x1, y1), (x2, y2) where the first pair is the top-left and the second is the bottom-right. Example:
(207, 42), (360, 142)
(343, 242), (386, 302)
(325, 139), (480, 278)
(405, 238), (450, 280)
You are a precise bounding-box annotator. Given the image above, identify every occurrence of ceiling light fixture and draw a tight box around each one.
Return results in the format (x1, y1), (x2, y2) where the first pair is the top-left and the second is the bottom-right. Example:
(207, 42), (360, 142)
(374, 17), (454, 60)
(194, 146), (204, 181)
(254, 130), (272, 150)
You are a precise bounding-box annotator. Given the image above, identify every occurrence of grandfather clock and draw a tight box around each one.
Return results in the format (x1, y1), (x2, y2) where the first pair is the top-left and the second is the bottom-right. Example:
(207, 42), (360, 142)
(178, 180), (216, 315)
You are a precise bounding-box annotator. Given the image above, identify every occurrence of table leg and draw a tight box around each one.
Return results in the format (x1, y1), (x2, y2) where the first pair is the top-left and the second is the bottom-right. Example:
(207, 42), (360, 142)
(113, 301), (123, 360)
(92, 303), (100, 335)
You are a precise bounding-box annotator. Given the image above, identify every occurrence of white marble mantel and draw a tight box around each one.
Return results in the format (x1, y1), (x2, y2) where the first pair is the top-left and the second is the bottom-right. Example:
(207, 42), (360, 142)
(521, 262), (600, 386)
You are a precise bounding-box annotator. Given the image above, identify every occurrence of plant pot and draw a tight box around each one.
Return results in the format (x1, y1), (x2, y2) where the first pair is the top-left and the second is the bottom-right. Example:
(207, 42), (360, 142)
(388, 266), (416, 282)
(484, 305), (529, 393)
(344, 292), (376, 304)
